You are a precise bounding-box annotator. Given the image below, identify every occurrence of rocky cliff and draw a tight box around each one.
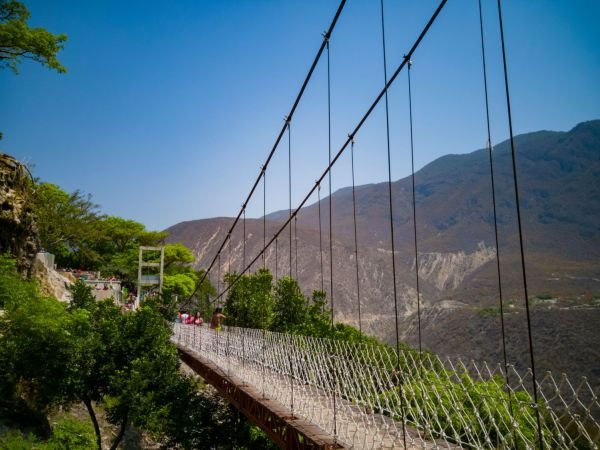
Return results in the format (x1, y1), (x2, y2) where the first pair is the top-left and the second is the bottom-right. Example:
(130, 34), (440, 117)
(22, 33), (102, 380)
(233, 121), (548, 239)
(0, 153), (37, 275)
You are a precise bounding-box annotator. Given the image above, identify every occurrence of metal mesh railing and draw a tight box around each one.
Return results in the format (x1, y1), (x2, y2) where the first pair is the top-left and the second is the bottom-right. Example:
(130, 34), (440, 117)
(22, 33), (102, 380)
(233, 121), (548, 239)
(172, 323), (599, 449)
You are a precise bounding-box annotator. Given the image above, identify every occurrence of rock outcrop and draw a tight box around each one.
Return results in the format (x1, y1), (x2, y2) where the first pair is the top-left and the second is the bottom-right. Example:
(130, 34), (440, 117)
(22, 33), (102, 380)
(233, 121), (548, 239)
(415, 242), (496, 291)
(0, 153), (38, 275)
(32, 254), (75, 302)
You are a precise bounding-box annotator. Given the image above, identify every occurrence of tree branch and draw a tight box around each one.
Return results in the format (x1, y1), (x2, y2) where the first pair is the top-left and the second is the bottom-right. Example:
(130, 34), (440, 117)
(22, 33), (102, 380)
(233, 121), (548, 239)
(0, 48), (29, 57)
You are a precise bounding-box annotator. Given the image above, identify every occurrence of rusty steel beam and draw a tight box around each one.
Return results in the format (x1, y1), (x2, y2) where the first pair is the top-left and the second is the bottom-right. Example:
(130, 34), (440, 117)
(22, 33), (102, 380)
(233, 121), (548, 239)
(177, 346), (343, 450)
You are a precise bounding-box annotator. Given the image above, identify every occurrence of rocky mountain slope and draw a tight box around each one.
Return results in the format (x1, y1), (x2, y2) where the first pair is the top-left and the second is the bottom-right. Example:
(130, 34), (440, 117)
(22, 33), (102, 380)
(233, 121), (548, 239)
(167, 120), (600, 384)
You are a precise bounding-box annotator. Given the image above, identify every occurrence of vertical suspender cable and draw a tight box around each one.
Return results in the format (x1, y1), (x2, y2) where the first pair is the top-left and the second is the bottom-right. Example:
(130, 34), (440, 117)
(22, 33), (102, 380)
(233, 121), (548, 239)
(380, 0), (407, 446)
(261, 175), (267, 403)
(350, 138), (362, 334)
(407, 61), (423, 355)
(326, 39), (334, 326)
(243, 209), (246, 271)
(407, 64), (433, 437)
(275, 237), (278, 281)
(217, 253), (221, 304)
(380, 0), (400, 365)
(288, 121), (293, 277)
(496, 1), (543, 447)
(294, 216), (299, 280)
(227, 233), (231, 276)
(477, 0), (515, 437)
(263, 170), (266, 269)
(318, 183), (324, 293)
(326, 36), (338, 442)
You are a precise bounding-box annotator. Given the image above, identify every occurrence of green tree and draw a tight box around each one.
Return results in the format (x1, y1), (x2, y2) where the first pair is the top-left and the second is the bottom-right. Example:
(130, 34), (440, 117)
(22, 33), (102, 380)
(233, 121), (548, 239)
(0, 257), (87, 436)
(31, 183), (101, 266)
(93, 216), (167, 255)
(272, 276), (307, 333)
(224, 268), (274, 329)
(63, 282), (197, 449)
(0, 253), (37, 309)
(163, 242), (194, 268)
(154, 243), (197, 299)
(163, 272), (197, 298)
(297, 289), (331, 337)
(0, 0), (67, 73)
(68, 279), (96, 310)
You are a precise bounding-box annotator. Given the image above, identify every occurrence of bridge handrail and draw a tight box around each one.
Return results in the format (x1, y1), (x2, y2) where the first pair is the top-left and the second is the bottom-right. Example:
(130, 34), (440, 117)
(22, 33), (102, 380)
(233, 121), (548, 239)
(172, 323), (599, 449)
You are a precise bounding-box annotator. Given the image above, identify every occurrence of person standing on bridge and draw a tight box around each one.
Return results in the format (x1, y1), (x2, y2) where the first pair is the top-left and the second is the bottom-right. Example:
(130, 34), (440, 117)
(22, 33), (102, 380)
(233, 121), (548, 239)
(210, 307), (226, 331)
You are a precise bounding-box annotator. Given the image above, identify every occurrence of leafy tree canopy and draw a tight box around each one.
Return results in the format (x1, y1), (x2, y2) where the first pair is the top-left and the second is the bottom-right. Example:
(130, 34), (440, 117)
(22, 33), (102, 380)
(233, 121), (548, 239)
(163, 242), (194, 268)
(163, 272), (197, 298)
(273, 276), (307, 333)
(0, 0), (67, 73)
(224, 268), (274, 329)
(32, 183), (101, 266)
(93, 216), (167, 255)
(222, 269), (335, 338)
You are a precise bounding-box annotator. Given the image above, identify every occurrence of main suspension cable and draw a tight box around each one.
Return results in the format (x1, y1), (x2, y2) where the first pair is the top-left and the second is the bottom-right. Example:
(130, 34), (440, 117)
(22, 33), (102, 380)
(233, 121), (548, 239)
(496, 0), (543, 446)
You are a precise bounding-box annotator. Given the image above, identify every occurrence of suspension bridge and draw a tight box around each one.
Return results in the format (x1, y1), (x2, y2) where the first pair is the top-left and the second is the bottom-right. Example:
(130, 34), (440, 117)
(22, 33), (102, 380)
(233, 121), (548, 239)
(171, 0), (599, 448)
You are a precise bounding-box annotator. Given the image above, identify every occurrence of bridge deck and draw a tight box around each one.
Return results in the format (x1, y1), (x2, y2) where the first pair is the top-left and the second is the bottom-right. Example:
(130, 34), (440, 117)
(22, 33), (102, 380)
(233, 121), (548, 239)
(175, 326), (457, 449)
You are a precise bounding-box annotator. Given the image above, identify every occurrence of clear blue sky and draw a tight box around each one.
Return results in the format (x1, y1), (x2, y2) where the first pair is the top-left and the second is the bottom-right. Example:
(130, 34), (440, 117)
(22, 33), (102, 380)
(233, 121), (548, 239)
(1, 0), (599, 231)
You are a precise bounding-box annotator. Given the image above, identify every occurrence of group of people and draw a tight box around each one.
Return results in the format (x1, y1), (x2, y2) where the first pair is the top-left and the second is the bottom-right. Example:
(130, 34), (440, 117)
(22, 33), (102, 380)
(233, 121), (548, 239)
(177, 308), (226, 330)
(178, 311), (203, 325)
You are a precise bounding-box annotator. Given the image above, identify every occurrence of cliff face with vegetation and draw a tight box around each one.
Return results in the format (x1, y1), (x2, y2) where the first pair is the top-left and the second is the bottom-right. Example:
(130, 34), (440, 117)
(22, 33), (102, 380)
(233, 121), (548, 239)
(0, 153), (37, 275)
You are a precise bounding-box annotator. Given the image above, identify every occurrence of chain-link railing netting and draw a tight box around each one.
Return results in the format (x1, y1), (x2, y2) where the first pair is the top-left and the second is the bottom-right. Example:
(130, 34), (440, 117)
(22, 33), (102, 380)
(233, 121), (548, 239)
(173, 323), (599, 449)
